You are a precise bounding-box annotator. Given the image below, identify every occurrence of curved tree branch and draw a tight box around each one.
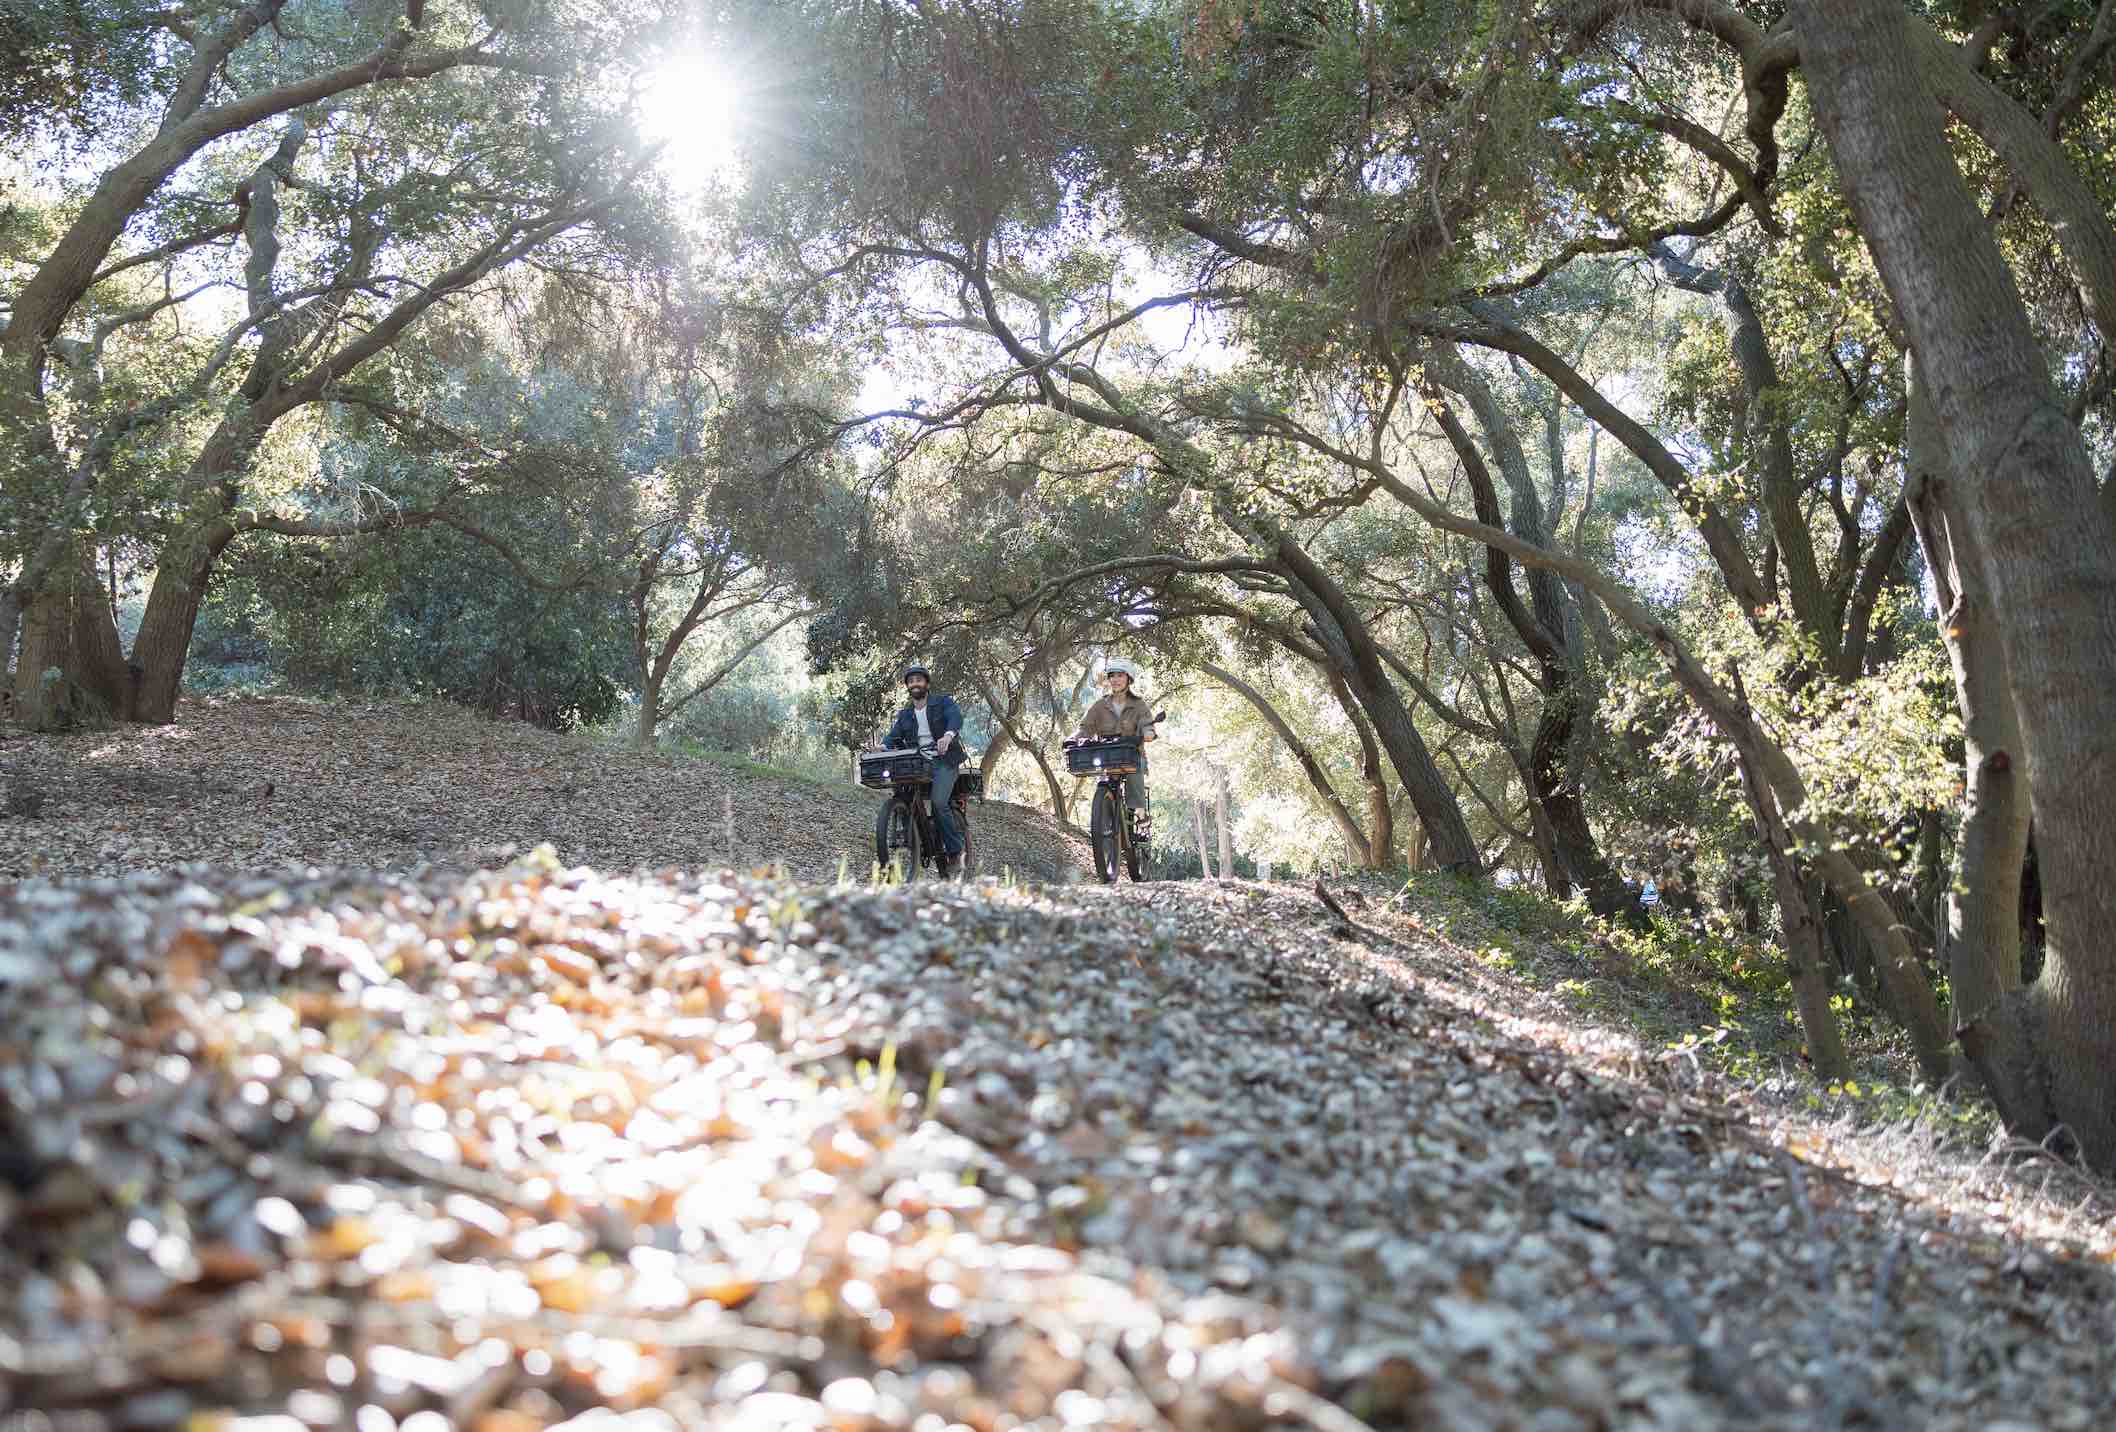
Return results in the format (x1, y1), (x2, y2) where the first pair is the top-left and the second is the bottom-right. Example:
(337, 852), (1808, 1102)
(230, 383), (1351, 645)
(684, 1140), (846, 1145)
(1202, 661), (1373, 863)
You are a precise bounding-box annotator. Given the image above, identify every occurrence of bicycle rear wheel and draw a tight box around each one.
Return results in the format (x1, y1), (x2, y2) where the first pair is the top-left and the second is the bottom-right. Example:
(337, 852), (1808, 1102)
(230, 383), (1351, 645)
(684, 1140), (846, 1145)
(953, 802), (976, 879)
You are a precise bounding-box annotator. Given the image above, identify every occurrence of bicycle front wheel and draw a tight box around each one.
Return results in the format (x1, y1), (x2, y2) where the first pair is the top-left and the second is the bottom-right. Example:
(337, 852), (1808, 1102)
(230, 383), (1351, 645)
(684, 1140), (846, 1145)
(1090, 785), (1122, 884)
(875, 795), (921, 882)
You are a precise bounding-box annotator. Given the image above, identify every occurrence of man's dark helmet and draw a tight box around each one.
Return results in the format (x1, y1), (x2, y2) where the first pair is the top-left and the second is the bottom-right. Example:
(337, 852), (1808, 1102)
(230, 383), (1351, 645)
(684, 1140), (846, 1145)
(902, 663), (931, 682)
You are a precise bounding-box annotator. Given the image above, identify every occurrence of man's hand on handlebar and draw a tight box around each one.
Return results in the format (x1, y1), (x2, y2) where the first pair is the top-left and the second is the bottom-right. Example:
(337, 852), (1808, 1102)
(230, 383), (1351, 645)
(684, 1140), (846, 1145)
(935, 731), (955, 754)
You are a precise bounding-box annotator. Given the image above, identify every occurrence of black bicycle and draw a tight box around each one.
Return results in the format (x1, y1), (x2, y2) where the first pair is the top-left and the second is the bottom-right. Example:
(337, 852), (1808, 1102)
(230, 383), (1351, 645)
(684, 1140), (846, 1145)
(858, 742), (979, 881)
(1063, 712), (1164, 884)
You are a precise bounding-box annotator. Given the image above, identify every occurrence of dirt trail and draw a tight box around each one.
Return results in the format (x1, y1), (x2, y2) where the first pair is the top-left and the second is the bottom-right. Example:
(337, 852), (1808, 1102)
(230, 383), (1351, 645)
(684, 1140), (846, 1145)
(3, 700), (2113, 1430)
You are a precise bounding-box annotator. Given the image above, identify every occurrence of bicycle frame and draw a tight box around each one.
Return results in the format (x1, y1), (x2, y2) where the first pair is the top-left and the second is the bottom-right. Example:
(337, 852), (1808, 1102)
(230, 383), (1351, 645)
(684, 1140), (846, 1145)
(872, 742), (973, 880)
(1099, 773), (1138, 856)
(897, 784), (944, 854)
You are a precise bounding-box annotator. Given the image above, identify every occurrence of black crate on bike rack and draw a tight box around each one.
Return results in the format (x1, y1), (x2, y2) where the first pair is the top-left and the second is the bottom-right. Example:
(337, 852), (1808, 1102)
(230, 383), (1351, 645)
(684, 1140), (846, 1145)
(1065, 739), (1140, 776)
(858, 750), (934, 789)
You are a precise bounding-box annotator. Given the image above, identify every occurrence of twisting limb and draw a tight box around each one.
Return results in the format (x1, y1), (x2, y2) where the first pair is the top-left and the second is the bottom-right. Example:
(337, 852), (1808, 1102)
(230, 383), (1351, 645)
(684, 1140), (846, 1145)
(999, 555), (1280, 622)
(1447, 303), (1772, 615)
(1445, 750), (1533, 845)
(1593, 100), (1782, 235)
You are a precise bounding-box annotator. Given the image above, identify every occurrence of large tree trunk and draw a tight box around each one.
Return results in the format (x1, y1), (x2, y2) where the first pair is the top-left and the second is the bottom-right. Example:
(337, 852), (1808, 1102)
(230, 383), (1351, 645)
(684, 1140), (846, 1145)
(1714, 275), (1832, 655)
(971, 671), (1072, 826)
(1518, 773), (1567, 896)
(1423, 355), (1627, 913)
(979, 725), (1010, 784)
(1799, 0), (2116, 1163)
(1271, 536), (1481, 871)
(13, 556), (129, 729)
(1192, 798), (1215, 880)
(1361, 752), (1394, 870)
(1328, 669), (1397, 871)
(1405, 816), (1430, 871)
(1905, 369), (2030, 1026)
(1528, 687), (1634, 920)
(635, 668), (668, 749)
(1042, 753), (1075, 825)
(129, 517), (244, 724)
(98, 270), (296, 725)
(1, 587), (20, 683)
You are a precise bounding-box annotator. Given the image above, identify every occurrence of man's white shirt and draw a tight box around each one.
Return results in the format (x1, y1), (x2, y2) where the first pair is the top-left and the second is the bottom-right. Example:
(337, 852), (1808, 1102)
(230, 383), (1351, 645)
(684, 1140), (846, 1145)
(913, 702), (932, 746)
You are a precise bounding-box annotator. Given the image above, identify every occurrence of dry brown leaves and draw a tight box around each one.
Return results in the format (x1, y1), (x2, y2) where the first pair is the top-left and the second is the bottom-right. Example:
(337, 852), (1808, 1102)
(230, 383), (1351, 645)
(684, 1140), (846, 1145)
(2, 700), (2114, 1430)
(0, 857), (1349, 1431)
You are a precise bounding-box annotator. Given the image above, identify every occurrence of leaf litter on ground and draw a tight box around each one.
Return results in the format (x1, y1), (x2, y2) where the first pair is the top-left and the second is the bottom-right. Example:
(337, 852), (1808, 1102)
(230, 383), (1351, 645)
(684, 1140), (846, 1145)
(2, 697), (2114, 1430)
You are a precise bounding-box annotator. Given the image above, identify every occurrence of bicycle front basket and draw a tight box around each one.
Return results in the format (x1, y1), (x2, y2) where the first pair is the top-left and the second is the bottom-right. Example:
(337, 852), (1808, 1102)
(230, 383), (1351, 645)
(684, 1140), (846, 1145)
(1065, 740), (1140, 776)
(858, 749), (934, 788)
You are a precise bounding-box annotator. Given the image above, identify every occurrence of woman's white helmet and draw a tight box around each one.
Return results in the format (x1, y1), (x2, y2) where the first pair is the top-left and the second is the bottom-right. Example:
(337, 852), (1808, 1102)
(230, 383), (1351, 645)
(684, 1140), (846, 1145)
(1103, 659), (1136, 682)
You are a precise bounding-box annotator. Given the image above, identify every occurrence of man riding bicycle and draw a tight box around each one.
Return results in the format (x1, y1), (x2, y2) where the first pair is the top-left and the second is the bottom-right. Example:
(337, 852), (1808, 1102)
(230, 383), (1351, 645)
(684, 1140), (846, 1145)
(884, 663), (968, 875)
(1073, 660), (1156, 839)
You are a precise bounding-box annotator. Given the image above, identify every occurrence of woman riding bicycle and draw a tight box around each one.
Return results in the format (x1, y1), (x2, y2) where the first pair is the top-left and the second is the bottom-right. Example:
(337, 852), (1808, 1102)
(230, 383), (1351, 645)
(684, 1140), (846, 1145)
(1073, 660), (1156, 838)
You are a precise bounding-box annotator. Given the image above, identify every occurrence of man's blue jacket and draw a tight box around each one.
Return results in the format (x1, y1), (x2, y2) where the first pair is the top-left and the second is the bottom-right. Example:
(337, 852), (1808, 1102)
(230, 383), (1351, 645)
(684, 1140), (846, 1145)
(886, 694), (968, 767)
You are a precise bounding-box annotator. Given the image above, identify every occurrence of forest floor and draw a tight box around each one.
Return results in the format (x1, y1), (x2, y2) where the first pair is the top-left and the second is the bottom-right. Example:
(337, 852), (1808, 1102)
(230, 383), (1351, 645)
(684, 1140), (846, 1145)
(3, 697), (2115, 1431)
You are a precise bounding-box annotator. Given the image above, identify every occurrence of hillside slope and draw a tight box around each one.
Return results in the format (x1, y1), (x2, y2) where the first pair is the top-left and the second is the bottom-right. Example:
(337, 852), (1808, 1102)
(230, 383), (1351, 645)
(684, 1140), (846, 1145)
(0, 695), (1092, 885)
(3, 700), (2113, 1430)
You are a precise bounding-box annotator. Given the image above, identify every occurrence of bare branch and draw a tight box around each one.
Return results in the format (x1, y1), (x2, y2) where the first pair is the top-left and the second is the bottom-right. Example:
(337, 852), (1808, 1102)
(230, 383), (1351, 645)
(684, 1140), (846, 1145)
(90, 213), (246, 287)
(91, 282), (223, 361)
(659, 606), (817, 721)
(1445, 749), (1532, 843)
(1595, 100), (1782, 235)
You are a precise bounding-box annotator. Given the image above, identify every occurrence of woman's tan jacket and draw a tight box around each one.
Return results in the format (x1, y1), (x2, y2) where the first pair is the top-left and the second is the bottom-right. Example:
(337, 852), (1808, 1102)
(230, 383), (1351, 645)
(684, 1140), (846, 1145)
(1078, 693), (1154, 743)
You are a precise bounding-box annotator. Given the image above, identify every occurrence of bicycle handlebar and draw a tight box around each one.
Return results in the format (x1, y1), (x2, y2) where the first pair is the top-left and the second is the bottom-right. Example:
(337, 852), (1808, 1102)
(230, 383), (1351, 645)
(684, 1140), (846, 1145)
(1062, 711), (1167, 749)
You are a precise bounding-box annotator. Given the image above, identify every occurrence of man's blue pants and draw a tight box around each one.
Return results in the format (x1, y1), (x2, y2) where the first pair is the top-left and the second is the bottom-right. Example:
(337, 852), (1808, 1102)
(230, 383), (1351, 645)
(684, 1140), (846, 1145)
(930, 762), (963, 856)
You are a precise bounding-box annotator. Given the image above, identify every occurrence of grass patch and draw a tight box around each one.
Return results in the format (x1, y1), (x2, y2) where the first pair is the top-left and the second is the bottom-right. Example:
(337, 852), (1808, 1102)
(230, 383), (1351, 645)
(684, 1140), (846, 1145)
(1350, 868), (1984, 1135)
(662, 738), (851, 790)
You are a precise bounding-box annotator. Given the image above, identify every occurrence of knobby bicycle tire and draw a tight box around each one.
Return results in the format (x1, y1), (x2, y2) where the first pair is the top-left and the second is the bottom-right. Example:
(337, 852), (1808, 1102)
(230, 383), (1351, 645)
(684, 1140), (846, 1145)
(874, 795), (922, 881)
(1091, 785), (1122, 884)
